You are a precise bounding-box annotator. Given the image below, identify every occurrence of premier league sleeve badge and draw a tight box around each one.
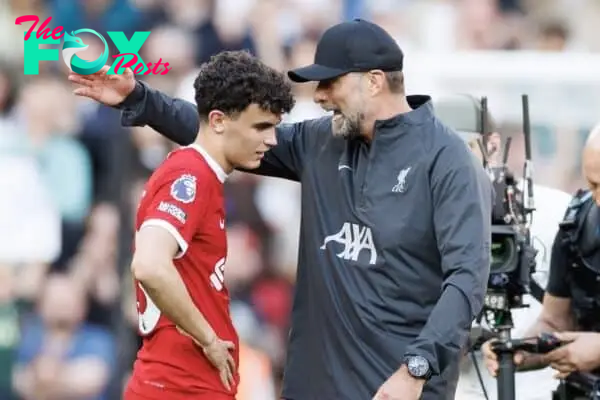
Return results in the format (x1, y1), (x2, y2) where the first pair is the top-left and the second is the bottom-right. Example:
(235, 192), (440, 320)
(170, 174), (197, 204)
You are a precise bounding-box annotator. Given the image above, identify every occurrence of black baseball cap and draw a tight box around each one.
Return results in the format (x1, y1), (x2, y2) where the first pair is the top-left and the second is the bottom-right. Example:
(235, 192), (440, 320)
(288, 19), (404, 83)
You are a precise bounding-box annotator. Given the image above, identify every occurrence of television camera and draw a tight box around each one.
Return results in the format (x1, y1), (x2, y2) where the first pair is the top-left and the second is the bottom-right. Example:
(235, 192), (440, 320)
(434, 94), (542, 400)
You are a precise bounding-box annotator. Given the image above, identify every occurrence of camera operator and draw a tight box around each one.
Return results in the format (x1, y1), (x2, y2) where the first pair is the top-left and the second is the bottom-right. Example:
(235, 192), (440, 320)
(433, 94), (573, 400)
(480, 124), (600, 399)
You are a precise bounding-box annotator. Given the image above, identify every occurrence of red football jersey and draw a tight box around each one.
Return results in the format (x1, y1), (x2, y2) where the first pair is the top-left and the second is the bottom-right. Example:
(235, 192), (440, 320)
(127, 145), (239, 399)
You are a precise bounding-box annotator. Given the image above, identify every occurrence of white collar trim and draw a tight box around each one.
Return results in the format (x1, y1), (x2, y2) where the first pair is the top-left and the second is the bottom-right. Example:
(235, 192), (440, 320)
(187, 144), (228, 183)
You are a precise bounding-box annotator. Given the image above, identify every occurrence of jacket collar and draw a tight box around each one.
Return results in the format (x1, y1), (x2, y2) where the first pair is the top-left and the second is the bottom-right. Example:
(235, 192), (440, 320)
(373, 95), (433, 131)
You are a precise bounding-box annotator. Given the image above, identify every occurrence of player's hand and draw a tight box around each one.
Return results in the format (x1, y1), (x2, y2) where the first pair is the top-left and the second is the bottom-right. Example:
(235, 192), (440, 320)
(202, 336), (237, 391)
(482, 339), (525, 377)
(176, 326), (236, 391)
(543, 332), (600, 378)
(68, 65), (136, 106)
(372, 365), (424, 400)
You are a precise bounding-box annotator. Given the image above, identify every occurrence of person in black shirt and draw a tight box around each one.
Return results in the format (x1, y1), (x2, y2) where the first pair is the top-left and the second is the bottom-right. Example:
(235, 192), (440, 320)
(482, 124), (600, 382)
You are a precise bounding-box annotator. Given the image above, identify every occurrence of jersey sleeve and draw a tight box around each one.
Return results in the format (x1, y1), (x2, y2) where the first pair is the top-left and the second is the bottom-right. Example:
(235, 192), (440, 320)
(140, 169), (209, 258)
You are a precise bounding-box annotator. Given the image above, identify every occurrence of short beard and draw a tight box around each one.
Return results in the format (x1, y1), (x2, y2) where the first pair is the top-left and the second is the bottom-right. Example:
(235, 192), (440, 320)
(331, 114), (362, 139)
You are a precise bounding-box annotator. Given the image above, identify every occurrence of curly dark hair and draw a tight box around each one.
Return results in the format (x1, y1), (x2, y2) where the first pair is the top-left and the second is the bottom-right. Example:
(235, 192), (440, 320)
(194, 50), (295, 121)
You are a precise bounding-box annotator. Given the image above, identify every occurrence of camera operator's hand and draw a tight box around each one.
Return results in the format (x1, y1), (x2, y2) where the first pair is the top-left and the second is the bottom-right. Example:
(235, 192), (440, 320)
(482, 339), (525, 377)
(543, 332), (600, 378)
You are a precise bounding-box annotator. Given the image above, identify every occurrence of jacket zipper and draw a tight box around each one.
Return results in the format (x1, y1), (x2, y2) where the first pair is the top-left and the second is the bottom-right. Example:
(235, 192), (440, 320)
(359, 137), (376, 209)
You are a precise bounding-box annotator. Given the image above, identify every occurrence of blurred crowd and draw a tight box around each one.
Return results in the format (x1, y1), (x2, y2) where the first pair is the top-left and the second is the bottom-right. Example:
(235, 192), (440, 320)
(0, 0), (598, 399)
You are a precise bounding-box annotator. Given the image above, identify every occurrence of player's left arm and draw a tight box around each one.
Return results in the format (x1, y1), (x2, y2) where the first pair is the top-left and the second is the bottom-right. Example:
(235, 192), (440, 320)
(404, 143), (493, 377)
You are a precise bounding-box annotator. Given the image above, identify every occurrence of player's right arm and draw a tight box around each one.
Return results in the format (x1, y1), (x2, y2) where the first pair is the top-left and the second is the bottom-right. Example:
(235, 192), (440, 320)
(132, 226), (217, 346)
(133, 168), (235, 390)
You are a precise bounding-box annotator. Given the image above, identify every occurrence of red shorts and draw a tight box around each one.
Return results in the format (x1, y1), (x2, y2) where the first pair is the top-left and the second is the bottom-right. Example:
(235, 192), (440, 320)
(123, 385), (235, 400)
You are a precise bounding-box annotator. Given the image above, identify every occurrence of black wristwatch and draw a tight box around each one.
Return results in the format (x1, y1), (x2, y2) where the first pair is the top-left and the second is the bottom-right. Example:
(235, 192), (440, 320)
(403, 355), (432, 380)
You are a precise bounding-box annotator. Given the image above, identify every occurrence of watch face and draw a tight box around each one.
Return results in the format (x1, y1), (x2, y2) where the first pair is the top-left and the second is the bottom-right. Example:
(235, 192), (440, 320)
(407, 356), (429, 377)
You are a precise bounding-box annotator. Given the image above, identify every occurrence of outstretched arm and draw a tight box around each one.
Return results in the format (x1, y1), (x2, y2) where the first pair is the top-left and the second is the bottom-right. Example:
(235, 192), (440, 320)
(119, 80), (200, 146)
(69, 69), (329, 180)
(118, 81), (331, 181)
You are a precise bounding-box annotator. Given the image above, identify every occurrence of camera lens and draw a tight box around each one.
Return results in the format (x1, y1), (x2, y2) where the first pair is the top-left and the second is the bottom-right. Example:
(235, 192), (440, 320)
(491, 234), (517, 273)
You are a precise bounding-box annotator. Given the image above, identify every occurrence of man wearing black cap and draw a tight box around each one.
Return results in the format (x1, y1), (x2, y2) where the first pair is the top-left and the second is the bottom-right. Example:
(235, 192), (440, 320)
(69, 19), (493, 400)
